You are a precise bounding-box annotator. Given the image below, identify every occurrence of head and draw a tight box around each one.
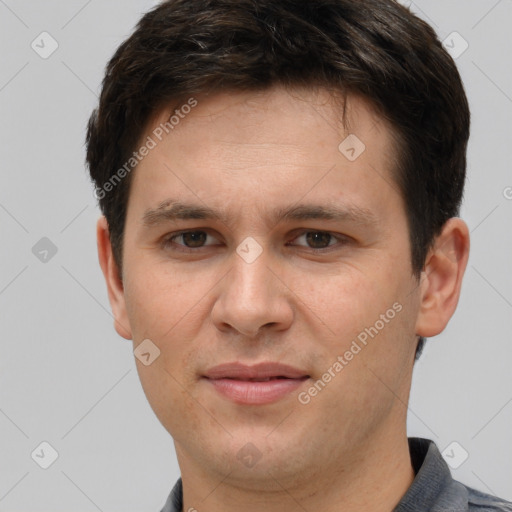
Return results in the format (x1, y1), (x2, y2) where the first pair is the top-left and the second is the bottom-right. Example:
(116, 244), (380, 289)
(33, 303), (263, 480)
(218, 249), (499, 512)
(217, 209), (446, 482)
(87, 0), (470, 492)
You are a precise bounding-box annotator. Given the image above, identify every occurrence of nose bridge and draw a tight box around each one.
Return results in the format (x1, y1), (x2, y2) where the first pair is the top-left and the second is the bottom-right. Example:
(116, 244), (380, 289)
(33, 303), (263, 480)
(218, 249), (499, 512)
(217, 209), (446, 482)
(230, 236), (272, 303)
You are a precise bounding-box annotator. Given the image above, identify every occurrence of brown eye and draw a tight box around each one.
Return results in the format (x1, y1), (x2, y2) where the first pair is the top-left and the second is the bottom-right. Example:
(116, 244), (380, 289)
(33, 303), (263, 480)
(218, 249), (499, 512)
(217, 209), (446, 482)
(292, 231), (340, 250)
(178, 231), (208, 248)
(304, 231), (333, 249)
(163, 230), (217, 251)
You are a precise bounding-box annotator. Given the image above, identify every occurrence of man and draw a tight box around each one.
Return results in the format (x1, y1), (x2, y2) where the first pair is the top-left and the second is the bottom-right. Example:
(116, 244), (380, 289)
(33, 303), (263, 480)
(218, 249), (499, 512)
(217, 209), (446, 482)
(85, 0), (511, 510)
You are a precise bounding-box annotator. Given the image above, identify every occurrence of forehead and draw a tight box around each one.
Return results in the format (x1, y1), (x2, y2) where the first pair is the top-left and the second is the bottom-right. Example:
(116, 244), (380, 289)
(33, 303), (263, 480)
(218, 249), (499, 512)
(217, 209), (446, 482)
(127, 86), (403, 225)
(146, 86), (393, 153)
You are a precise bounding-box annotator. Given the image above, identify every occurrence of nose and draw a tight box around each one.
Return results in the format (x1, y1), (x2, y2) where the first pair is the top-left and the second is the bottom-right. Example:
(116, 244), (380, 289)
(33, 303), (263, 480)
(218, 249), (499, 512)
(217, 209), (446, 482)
(211, 242), (294, 339)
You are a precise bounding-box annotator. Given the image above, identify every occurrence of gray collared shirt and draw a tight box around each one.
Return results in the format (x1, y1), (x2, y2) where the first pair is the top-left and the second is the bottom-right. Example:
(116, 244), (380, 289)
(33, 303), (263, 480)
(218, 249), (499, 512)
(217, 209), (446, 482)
(160, 437), (512, 511)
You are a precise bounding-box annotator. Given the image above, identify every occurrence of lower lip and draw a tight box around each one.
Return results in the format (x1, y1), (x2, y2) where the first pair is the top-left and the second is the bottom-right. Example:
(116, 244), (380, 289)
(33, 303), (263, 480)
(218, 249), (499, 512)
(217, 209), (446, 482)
(205, 377), (308, 405)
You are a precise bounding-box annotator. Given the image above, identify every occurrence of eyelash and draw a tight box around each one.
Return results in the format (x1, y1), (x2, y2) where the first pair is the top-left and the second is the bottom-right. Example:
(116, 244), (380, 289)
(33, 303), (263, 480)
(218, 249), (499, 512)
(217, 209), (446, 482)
(161, 229), (350, 253)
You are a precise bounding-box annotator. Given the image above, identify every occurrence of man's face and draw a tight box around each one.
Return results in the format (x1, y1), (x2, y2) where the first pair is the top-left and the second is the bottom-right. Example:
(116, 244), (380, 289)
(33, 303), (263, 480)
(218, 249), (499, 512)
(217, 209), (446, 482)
(117, 87), (422, 486)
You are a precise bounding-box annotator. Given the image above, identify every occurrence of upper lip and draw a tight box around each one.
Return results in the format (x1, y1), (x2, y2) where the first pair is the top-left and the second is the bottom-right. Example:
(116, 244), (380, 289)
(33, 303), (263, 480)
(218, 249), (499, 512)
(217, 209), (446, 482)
(203, 362), (310, 380)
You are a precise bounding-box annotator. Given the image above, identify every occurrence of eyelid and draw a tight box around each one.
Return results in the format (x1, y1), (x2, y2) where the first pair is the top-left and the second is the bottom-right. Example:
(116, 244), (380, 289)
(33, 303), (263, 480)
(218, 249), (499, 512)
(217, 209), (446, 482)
(289, 230), (348, 248)
(162, 229), (221, 249)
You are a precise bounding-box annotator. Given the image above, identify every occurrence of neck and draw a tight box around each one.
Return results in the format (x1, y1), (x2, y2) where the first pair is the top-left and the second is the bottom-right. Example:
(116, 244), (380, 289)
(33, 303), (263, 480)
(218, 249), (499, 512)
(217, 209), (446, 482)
(177, 423), (415, 512)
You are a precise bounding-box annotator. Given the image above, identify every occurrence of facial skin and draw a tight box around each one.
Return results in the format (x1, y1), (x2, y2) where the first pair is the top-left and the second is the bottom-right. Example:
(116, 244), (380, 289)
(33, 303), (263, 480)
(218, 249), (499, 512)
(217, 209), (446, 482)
(97, 86), (470, 512)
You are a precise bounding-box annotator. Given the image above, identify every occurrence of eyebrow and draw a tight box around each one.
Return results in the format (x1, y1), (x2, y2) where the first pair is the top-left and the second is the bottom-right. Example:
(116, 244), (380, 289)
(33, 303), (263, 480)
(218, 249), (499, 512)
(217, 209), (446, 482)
(142, 199), (379, 229)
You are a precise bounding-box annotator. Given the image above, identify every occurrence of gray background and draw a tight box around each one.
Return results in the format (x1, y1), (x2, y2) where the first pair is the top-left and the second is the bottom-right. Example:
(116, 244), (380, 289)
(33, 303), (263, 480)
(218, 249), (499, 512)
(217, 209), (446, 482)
(0, 0), (511, 510)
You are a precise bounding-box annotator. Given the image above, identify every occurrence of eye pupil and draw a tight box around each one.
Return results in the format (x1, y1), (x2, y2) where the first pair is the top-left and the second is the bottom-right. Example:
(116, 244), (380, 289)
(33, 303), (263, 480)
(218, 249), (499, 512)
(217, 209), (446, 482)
(306, 231), (331, 248)
(182, 231), (207, 247)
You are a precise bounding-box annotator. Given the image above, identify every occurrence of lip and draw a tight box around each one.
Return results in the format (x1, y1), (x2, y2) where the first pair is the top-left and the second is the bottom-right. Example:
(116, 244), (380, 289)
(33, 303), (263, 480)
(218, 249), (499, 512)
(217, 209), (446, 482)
(203, 362), (310, 405)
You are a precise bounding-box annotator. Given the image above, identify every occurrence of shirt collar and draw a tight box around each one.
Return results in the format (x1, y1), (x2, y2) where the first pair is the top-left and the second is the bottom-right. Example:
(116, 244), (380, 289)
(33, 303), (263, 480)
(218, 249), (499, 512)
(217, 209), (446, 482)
(392, 437), (467, 511)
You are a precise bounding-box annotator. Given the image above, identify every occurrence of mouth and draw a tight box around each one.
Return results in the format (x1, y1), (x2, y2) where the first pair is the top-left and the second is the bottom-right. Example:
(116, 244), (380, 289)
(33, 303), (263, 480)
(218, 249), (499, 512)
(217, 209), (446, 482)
(220, 376), (305, 381)
(203, 362), (310, 405)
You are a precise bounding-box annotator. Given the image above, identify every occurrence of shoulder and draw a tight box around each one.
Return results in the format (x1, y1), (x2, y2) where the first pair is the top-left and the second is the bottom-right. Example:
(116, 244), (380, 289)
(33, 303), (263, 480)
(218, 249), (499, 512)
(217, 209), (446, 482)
(466, 485), (512, 511)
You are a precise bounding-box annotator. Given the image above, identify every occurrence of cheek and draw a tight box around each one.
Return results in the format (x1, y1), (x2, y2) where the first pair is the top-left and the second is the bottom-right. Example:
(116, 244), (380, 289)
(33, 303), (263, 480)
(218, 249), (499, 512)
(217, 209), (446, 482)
(291, 263), (400, 342)
(136, 360), (206, 440)
(301, 266), (416, 395)
(124, 265), (210, 436)
(304, 308), (415, 445)
(122, 259), (200, 339)
(122, 261), (210, 382)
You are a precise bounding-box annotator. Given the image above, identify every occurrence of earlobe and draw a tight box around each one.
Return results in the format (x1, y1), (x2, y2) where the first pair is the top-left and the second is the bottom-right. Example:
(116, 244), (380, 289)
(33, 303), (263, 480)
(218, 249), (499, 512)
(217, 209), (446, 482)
(96, 216), (133, 340)
(415, 218), (470, 338)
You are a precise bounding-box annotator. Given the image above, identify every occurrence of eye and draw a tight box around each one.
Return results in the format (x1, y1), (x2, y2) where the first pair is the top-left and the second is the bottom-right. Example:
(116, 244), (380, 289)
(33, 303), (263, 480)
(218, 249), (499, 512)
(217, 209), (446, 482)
(289, 230), (348, 250)
(161, 229), (349, 253)
(162, 230), (220, 251)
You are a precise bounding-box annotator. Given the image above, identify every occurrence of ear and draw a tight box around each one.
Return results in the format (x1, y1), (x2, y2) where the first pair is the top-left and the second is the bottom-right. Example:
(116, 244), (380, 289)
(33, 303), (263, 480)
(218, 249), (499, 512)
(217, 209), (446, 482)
(96, 216), (132, 340)
(415, 218), (470, 338)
